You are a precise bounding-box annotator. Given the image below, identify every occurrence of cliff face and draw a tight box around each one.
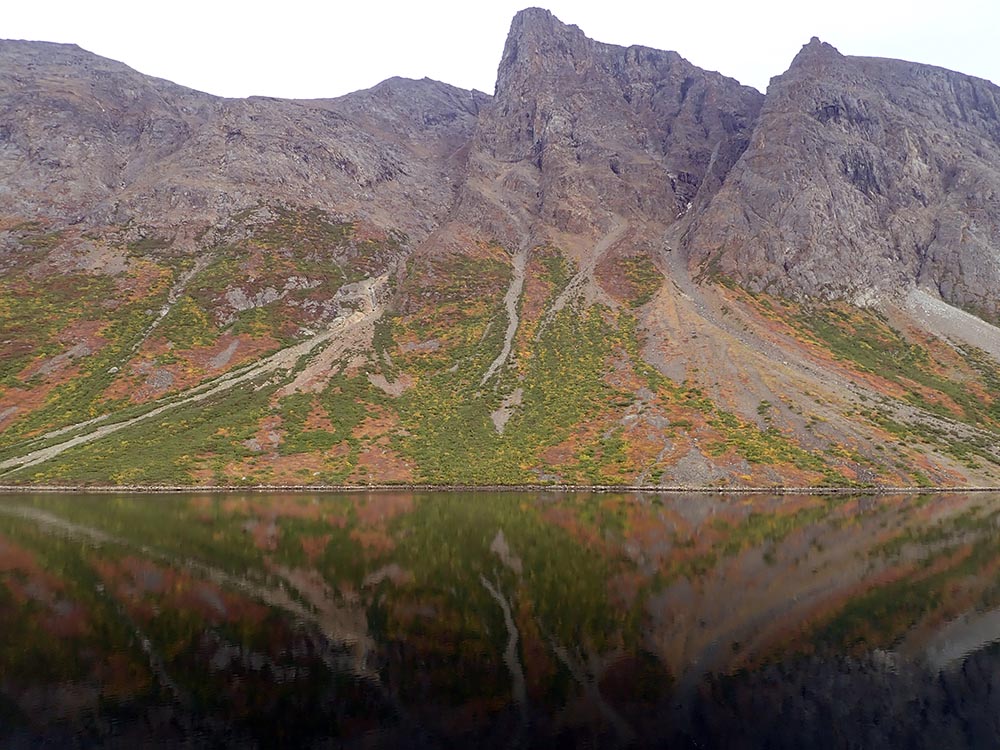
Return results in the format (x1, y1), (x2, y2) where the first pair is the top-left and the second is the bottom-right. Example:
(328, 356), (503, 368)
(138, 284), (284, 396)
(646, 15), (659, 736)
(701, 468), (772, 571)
(685, 38), (1000, 319)
(462, 8), (762, 243)
(2, 11), (1000, 489)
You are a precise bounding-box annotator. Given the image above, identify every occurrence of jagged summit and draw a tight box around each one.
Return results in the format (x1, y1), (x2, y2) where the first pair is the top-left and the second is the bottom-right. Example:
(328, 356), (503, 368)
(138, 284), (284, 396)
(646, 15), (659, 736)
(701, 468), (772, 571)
(788, 36), (844, 69)
(477, 6), (762, 239)
(494, 7), (591, 100)
(802, 36), (840, 53)
(505, 6), (584, 41)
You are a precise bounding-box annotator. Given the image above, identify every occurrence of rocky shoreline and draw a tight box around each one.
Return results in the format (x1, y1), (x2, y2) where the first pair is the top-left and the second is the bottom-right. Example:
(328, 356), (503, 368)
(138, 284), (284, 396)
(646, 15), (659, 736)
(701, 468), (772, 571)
(1, 483), (999, 495)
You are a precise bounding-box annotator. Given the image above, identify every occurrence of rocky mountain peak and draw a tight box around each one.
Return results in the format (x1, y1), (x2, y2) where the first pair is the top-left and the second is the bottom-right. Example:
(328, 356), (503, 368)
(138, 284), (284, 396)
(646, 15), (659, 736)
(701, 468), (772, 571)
(794, 36), (843, 62)
(469, 8), (763, 241)
(686, 39), (1000, 321)
(782, 36), (847, 87)
(503, 6), (586, 50)
(492, 7), (592, 116)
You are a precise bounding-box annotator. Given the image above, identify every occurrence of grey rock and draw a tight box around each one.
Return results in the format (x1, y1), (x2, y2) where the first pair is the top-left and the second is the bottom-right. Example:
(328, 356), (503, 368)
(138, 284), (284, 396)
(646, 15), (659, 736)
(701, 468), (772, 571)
(458, 8), (763, 246)
(685, 38), (1000, 320)
(0, 40), (488, 245)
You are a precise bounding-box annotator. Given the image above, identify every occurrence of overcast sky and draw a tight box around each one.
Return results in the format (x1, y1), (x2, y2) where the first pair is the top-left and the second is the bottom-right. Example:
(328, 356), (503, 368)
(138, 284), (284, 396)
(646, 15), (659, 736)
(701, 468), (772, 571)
(6, 1), (999, 98)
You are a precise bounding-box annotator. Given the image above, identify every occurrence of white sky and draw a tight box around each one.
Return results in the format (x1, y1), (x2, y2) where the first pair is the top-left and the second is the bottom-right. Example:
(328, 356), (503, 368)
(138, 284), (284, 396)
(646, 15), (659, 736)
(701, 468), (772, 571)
(5, 1), (999, 98)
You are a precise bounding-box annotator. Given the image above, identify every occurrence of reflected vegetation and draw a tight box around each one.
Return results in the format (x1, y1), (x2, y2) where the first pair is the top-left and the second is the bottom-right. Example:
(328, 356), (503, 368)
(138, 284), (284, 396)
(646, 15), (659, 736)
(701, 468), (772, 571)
(2, 491), (1000, 747)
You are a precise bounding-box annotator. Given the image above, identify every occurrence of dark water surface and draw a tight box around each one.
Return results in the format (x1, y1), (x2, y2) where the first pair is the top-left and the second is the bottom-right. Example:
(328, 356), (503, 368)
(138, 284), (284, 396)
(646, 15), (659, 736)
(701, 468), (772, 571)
(2, 491), (1000, 748)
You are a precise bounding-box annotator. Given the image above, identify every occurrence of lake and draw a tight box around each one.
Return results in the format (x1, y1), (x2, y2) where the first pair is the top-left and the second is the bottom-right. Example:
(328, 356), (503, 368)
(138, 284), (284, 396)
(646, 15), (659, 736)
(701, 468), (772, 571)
(1, 490), (999, 748)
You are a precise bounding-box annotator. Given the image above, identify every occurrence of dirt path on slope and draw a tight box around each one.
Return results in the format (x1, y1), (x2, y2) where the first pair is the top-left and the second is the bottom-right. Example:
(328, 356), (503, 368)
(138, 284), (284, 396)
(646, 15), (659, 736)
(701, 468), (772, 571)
(654, 243), (1000, 480)
(4, 258), (219, 450)
(121, 254), (214, 365)
(0, 275), (388, 477)
(480, 246), (528, 386)
(540, 217), (628, 331)
(657, 237), (861, 391)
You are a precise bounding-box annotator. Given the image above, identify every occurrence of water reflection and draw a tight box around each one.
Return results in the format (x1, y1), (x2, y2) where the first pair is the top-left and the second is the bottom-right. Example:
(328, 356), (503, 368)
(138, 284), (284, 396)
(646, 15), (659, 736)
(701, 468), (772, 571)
(1, 491), (999, 747)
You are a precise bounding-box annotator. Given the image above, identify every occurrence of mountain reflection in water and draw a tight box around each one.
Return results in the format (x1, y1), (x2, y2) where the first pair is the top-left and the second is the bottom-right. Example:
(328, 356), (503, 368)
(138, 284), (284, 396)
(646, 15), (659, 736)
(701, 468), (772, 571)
(2, 491), (1000, 748)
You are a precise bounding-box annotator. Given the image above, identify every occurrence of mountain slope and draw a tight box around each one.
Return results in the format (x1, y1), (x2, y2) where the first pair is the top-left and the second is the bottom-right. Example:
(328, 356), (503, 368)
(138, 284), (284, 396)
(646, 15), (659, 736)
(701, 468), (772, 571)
(2, 12), (1000, 488)
(0, 40), (487, 237)
(685, 37), (1000, 320)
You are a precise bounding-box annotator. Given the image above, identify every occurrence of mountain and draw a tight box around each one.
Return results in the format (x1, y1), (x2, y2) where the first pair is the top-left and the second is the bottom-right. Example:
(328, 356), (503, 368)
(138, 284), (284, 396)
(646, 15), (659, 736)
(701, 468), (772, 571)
(0, 39), (486, 240)
(685, 37), (1000, 320)
(2, 9), (1000, 488)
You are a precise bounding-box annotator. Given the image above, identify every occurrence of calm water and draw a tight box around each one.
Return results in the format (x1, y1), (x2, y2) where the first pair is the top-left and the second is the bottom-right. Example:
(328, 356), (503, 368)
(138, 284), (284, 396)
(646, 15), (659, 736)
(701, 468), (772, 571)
(2, 491), (1000, 748)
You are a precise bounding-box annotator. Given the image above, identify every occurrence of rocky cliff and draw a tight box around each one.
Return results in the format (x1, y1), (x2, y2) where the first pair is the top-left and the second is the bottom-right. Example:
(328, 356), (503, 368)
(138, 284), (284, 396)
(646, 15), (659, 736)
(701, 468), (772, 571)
(685, 37), (1000, 320)
(466, 8), (762, 242)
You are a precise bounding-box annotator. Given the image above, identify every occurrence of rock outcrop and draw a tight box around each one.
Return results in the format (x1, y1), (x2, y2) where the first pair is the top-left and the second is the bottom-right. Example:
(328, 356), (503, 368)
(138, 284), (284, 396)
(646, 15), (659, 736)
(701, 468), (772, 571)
(459, 7), (763, 245)
(685, 37), (1000, 319)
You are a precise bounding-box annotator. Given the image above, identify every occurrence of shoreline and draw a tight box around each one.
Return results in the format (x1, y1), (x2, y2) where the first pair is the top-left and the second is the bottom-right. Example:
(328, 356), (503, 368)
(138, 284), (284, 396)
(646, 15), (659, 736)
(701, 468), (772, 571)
(1, 483), (1000, 495)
